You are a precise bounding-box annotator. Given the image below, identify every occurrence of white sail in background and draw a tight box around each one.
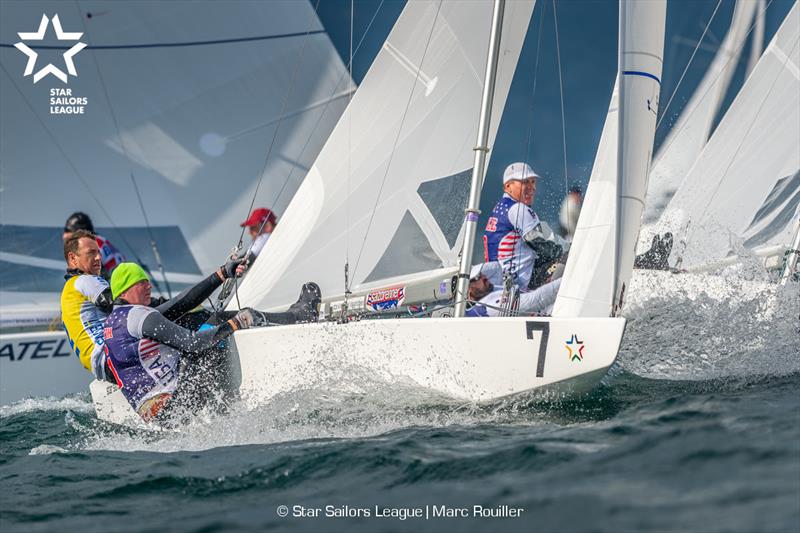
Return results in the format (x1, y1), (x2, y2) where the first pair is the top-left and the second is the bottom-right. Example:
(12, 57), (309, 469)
(748, 0), (767, 75)
(657, 1), (800, 270)
(643, 0), (758, 223)
(234, 0), (535, 311)
(0, 1), (350, 309)
(553, 0), (666, 318)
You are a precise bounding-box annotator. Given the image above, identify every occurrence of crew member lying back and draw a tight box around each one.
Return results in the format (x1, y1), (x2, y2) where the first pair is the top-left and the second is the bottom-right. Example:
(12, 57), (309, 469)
(103, 262), (320, 422)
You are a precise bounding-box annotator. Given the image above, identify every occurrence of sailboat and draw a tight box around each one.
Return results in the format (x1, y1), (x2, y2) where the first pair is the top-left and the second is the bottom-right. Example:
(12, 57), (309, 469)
(91, 0), (667, 424)
(0, 1), (352, 404)
(643, 0), (764, 224)
(643, 1), (799, 274)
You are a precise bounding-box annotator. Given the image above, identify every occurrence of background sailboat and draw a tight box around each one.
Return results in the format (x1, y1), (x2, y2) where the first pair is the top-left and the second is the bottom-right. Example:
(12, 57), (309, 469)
(643, 0), (763, 223)
(0, 0), (352, 404)
(649, 1), (799, 271)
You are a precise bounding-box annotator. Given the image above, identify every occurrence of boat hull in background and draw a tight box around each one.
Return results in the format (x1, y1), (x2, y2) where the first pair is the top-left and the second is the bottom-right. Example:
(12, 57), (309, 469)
(0, 331), (90, 405)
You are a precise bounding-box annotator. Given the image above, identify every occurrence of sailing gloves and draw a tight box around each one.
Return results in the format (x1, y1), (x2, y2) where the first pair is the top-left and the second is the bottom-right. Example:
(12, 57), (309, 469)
(218, 257), (247, 280)
(229, 308), (268, 330)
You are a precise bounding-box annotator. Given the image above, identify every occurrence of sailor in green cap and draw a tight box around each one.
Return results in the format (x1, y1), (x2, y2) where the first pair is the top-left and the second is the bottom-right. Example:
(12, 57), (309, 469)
(103, 262), (321, 423)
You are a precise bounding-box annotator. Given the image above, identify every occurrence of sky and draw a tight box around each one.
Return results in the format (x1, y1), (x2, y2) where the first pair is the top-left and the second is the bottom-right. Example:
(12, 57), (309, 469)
(316, 0), (795, 226)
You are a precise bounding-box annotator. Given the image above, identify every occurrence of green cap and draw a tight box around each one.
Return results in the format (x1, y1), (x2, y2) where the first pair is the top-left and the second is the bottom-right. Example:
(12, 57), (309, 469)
(110, 262), (150, 299)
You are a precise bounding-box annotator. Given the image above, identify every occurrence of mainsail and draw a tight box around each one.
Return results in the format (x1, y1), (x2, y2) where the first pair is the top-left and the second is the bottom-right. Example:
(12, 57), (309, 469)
(643, 0), (759, 223)
(0, 1), (350, 313)
(655, 1), (799, 270)
(234, 0), (535, 311)
(553, 0), (666, 317)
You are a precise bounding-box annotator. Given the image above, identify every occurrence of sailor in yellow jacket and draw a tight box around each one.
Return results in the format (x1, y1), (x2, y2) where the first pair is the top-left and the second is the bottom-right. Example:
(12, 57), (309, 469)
(61, 229), (115, 380)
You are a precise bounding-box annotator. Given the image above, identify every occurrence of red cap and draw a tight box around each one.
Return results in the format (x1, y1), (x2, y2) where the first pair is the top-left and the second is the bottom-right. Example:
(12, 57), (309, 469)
(240, 207), (277, 227)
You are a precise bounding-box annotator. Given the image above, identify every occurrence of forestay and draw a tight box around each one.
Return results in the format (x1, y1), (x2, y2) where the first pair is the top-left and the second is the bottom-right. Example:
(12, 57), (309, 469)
(233, 0), (535, 311)
(643, 0), (760, 223)
(553, 0), (666, 318)
(654, 2), (799, 270)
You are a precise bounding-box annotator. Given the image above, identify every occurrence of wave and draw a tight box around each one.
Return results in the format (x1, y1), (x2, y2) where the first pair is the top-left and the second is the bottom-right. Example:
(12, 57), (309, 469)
(0, 394), (93, 419)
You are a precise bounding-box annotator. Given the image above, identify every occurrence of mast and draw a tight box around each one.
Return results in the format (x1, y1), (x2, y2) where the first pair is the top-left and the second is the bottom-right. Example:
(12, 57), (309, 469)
(454, 0), (506, 317)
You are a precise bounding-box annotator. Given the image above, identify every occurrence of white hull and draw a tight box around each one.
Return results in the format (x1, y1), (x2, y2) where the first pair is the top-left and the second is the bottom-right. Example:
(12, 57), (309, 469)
(0, 331), (91, 405)
(89, 380), (151, 430)
(91, 316), (624, 428)
(230, 316), (626, 407)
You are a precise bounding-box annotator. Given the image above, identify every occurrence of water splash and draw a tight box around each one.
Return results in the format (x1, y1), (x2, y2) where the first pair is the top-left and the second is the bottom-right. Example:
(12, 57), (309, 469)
(621, 270), (798, 380)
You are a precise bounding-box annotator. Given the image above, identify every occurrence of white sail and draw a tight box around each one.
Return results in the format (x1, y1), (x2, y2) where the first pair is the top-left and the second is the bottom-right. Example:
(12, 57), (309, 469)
(553, 0), (666, 318)
(747, 0), (767, 76)
(643, 0), (758, 223)
(233, 0), (535, 311)
(656, 2), (799, 270)
(0, 1), (350, 308)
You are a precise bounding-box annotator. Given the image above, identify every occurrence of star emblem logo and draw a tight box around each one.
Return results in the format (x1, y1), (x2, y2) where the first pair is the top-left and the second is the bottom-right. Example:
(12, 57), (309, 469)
(14, 14), (87, 84)
(565, 334), (585, 362)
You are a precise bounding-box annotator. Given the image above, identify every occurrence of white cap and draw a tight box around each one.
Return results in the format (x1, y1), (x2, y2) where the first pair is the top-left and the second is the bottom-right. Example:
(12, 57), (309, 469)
(503, 162), (540, 184)
(469, 261), (503, 284)
(469, 264), (484, 280)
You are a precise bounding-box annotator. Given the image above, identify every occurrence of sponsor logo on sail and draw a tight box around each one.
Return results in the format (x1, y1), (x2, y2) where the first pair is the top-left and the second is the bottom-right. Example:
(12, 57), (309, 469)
(365, 286), (405, 311)
(565, 334), (585, 362)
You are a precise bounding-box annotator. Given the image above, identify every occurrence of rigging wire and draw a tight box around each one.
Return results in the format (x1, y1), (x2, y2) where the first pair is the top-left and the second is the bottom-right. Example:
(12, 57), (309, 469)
(229, 0), (323, 311)
(507, 1), (548, 290)
(234, 0), (323, 253)
(344, 0), (355, 306)
(655, 0), (775, 153)
(350, 0), (445, 281)
(655, 0), (724, 131)
(75, 0), (172, 298)
(263, 0), (386, 216)
(0, 62), (159, 283)
(702, 34), (800, 225)
(552, 0), (570, 224)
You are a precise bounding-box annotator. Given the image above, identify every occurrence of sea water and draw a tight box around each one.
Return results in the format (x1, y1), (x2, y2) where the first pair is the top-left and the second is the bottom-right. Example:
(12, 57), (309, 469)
(1, 271), (798, 532)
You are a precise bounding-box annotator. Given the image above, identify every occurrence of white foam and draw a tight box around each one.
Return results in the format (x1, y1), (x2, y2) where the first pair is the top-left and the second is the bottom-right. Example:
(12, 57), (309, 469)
(620, 270), (799, 380)
(0, 395), (93, 418)
(28, 444), (69, 455)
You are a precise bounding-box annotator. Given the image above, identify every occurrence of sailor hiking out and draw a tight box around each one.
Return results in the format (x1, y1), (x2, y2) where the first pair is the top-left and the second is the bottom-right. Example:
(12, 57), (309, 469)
(103, 262), (320, 423)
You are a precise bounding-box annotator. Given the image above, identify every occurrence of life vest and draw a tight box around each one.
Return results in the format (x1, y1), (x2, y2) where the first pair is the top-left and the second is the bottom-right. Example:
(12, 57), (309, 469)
(483, 195), (541, 289)
(103, 305), (181, 420)
(60, 274), (109, 377)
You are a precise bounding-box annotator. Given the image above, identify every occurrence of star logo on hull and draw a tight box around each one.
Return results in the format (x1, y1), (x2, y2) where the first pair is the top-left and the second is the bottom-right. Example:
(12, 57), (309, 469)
(14, 14), (86, 84)
(565, 334), (585, 362)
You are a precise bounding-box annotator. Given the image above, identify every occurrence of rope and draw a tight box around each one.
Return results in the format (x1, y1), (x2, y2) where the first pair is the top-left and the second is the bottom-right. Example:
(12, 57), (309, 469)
(351, 0), (444, 281)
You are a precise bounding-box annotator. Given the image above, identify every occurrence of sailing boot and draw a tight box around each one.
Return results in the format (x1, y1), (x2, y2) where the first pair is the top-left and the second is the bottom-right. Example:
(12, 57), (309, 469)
(288, 282), (322, 323)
